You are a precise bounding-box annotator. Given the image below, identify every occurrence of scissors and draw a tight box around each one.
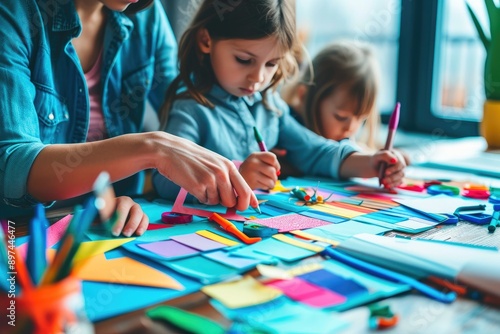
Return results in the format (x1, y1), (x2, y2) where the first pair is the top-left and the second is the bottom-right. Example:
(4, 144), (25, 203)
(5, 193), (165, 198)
(427, 184), (460, 196)
(462, 189), (490, 200)
(489, 194), (500, 204)
(454, 204), (492, 225)
(440, 214), (459, 225)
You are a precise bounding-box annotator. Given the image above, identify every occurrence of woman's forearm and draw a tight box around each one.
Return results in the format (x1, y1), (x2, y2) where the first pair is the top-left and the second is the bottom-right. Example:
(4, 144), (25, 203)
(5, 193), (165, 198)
(27, 133), (155, 201)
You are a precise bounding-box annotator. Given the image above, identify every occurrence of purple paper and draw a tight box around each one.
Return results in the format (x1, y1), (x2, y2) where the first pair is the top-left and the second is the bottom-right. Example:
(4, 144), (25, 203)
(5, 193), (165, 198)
(138, 240), (198, 258)
(170, 233), (227, 251)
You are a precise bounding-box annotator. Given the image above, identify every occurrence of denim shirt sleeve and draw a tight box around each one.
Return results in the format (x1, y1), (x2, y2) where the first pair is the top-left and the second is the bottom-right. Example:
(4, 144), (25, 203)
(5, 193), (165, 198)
(145, 1), (178, 112)
(272, 93), (359, 179)
(0, 1), (48, 208)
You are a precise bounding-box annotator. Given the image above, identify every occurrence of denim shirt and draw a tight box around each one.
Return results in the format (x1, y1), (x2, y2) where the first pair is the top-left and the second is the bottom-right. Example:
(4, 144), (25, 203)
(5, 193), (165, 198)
(153, 85), (358, 199)
(0, 0), (177, 218)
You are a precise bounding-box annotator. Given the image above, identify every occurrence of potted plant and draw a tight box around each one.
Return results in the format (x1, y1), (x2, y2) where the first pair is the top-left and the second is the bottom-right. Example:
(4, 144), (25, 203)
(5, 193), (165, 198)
(467, 0), (500, 148)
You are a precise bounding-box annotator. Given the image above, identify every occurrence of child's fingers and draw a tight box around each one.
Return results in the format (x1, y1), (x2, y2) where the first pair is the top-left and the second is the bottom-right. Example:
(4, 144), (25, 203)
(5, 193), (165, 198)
(256, 152), (281, 170)
(256, 176), (276, 190)
(382, 170), (405, 188)
(135, 214), (149, 236)
(121, 202), (146, 237)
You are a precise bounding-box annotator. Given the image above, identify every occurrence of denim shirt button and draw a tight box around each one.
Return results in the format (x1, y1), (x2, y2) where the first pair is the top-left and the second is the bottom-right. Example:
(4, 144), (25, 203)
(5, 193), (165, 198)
(64, 112), (69, 119)
(48, 113), (55, 120)
(78, 88), (83, 93)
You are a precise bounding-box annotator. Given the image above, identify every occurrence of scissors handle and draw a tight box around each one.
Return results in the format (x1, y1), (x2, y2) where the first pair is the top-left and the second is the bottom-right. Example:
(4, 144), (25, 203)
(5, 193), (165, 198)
(322, 247), (456, 304)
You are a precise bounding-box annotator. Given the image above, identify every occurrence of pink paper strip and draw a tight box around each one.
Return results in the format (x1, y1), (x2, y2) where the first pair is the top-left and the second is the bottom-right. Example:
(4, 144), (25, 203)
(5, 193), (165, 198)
(171, 188), (246, 221)
(252, 213), (330, 232)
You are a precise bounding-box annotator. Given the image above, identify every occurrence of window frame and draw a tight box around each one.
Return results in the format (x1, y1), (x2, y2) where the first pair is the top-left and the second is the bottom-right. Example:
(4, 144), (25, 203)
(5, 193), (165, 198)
(395, 0), (480, 137)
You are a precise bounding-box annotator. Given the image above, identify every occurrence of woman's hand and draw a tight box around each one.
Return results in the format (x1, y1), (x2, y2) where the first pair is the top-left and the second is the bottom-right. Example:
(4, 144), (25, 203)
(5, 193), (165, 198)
(239, 152), (281, 190)
(152, 132), (258, 211)
(109, 196), (149, 237)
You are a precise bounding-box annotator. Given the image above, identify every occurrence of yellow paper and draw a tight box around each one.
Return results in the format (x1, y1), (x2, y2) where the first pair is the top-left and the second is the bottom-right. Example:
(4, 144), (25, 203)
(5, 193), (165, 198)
(257, 264), (293, 280)
(202, 276), (282, 309)
(314, 203), (365, 218)
(74, 254), (184, 290)
(273, 234), (325, 253)
(290, 230), (340, 247)
(73, 238), (134, 264)
(196, 230), (240, 246)
(287, 263), (324, 277)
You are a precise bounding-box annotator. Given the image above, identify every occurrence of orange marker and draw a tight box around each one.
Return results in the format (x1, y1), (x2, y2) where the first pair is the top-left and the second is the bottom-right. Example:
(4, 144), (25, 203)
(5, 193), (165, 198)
(209, 213), (262, 244)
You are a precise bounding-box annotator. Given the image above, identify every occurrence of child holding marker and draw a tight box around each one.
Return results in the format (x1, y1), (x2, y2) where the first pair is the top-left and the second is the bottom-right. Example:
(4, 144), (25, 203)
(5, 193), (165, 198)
(281, 41), (410, 169)
(153, 0), (406, 200)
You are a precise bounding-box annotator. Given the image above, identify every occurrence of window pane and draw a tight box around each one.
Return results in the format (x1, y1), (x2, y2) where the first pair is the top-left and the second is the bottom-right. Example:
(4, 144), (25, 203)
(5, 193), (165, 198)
(433, 0), (487, 121)
(296, 0), (401, 113)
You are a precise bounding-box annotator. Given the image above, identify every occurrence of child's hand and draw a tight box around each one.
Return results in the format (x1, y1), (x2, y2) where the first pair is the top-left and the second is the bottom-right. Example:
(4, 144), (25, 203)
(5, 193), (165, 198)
(372, 150), (406, 188)
(239, 152), (281, 190)
(109, 196), (149, 237)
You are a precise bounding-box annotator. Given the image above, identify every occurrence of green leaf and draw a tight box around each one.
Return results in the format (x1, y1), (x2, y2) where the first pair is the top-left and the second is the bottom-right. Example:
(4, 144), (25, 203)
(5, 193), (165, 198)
(466, 2), (490, 49)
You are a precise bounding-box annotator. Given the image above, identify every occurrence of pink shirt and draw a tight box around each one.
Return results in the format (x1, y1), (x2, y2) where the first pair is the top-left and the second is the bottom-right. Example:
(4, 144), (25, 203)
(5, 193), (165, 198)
(84, 50), (108, 142)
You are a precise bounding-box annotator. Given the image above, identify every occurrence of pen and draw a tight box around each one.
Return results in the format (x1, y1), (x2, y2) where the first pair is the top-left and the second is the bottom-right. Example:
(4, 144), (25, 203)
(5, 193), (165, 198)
(253, 126), (268, 152)
(209, 213), (262, 244)
(378, 102), (400, 186)
(26, 204), (48, 286)
(488, 205), (500, 233)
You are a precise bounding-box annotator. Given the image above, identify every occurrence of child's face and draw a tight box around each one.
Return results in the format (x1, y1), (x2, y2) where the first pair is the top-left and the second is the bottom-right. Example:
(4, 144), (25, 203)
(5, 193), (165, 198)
(200, 34), (282, 97)
(318, 87), (366, 141)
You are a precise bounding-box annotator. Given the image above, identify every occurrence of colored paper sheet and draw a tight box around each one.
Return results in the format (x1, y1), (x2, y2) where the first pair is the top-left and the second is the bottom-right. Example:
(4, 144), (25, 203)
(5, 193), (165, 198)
(394, 194), (477, 217)
(266, 278), (346, 308)
(290, 230), (340, 246)
(172, 188), (246, 221)
(313, 203), (366, 218)
(202, 250), (261, 270)
(18, 214), (72, 258)
(74, 254), (184, 290)
(299, 210), (348, 224)
(230, 237), (315, 262)
(328, 202), (376, 214)
(147, 223), (173, 231)
(264, 199), (310, 213)
(252, 213), (330, 232)
(307, 220), (390, 241)
(211, 297), (350, 334)
(166, 255), (239, 284)
(202, 276), (282, 309)
(298, 269), (368, 299)
(73, 238), (134, 263)
(170, 233), (227, 251)
(272, 234), (324, 253)
(196, 230), (240, 246)
(138, 240), (199, 259)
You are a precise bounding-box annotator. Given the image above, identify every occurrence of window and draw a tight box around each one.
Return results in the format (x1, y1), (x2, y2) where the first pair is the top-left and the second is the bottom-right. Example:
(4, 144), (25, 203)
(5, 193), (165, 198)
(296, 0), (402, 114)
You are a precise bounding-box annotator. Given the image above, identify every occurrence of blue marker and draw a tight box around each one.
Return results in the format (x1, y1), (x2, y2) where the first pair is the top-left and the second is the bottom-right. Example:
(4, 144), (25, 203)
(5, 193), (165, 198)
(26, 204), (49, 285)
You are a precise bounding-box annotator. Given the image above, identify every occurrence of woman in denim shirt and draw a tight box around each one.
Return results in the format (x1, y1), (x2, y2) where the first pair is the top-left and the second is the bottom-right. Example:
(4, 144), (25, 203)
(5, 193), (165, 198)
(0, 0), (258, 235)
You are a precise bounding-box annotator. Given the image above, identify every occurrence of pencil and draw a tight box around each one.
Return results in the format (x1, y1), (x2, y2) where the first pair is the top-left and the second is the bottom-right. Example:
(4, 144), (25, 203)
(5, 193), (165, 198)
(378, 102), (401, 186)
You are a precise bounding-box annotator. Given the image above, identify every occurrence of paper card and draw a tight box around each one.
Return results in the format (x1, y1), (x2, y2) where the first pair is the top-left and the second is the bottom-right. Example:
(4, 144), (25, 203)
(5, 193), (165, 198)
(251, 213), (330, 232)
(313, 220), (390, 239)
(298, 269), (368, 299)
(18, 214), (72, 258)
(211, 297), (350, 334)
(73, 238), (134, 263)
(299, 210), (348, 224)
(230, 237), (314, 262)
(202, 250), (261, 270)
(202, 276), (282, 309)
(172, 188), (246, 221)
(196, 230), (240, 246)
(138, 240), (199, 259)
(313, 203), (366, 219)
(272, 234), (324, 253)
(394, 194), (481, 215)
(74, 254), (184, 290)
(166, 255), (238, 284)
(265, 278), (346, 307)
(147, 224), (173, 231)
(170, 233), (227, 251)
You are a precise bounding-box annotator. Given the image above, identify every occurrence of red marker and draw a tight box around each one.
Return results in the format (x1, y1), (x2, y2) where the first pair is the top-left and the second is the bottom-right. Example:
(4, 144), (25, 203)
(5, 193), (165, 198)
(378, 102), (400, 186)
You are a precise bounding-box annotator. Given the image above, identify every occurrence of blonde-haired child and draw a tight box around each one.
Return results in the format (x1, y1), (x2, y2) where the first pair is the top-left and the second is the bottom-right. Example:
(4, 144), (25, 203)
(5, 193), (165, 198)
(153, 0), (405, 199)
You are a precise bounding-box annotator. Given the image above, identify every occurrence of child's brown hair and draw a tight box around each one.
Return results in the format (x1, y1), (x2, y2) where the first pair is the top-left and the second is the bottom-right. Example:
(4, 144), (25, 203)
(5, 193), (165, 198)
(159, 0), (298, 129)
